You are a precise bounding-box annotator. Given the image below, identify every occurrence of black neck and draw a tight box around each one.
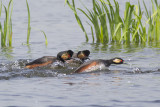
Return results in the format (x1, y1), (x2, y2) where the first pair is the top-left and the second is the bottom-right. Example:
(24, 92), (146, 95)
(103, 59), (113, 67)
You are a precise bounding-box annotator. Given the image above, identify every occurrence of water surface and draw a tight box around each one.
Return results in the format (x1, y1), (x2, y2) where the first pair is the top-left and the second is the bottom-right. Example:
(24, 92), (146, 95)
(0, 0), (160, 107)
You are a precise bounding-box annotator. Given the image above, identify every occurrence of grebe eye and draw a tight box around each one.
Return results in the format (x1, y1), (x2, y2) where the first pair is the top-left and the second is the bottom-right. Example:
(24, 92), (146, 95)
(68, 54), (71, 58)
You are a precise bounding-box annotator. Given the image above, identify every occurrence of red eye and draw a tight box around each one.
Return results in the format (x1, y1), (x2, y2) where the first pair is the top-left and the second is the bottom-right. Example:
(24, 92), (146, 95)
(68, 54), (70, 58)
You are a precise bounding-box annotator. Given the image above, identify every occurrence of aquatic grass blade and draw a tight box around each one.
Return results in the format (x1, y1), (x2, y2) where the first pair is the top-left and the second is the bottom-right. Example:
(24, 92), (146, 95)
(26, 0), (31, 45)
(0, 0), (2, 17)
(113, 22), (122, 39)
(65, 0), (88, 42)
(91, 25), (94, 42)
(8, 0), (13, 47)
(40, 30), (48, 46)
(3, 5), (8, 47)
(87, 22), (95, 42)
(143, 0), (149, 18)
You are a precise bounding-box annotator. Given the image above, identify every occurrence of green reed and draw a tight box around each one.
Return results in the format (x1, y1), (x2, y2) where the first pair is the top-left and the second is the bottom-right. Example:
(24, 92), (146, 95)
(26, 0), (31, 45)
(0, 0), (13, 47)
(66, 0), (160, 44)
(0, 1), (2, 17)
(40, 30), (48, 46)
(25, 0), (48, 46)
(0, 0), (48, 48)
(144, 0), (160, 43)
(65, 0), (88, 42)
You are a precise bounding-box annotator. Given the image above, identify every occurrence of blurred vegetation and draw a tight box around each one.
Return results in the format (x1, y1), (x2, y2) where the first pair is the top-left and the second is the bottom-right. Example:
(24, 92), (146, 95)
(66, 0), (160, 45)
(0, 0), (13, 47)
(0, 0), (48, 48)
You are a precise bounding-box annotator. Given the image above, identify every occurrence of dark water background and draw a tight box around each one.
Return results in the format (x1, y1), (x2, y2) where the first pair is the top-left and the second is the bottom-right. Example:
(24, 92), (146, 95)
(0, 0), (160, 107)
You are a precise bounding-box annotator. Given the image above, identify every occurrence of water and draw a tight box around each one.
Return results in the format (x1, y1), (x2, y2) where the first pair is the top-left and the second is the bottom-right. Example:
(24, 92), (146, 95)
(0, 0), (160, 107)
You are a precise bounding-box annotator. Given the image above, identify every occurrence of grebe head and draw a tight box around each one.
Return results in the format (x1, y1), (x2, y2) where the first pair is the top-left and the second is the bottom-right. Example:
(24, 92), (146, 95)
(57, 50), (74, 62)
(112, 57), (124, 64)
(77, 50), (90, 60)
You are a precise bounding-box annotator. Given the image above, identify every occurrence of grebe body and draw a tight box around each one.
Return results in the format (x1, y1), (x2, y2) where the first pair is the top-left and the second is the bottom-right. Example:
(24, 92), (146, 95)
(74, 58), (124, 73)
(25, 50), (73, 69)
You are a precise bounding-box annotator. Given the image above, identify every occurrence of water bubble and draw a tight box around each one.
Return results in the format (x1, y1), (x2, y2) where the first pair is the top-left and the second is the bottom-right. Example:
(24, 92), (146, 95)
(132, 67), (142, 73)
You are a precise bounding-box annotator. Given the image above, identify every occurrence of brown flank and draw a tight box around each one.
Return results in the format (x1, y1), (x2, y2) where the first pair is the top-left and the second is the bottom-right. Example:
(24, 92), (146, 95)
(75, 61), (98, 73)
(25, 60), (53, 69)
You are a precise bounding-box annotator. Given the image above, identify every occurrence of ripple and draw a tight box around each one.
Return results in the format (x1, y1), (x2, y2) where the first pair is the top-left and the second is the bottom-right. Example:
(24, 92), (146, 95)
(0, 59), (160, 80)
(137, 100), (160, 103)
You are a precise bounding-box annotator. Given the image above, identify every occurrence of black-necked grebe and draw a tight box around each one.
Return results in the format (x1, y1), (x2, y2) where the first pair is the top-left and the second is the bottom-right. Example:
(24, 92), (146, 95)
(75, 50), (90, 62)
(25, 50), (73, 69)
(74, 57), (124, 73)
(66, 50), (90, 64)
